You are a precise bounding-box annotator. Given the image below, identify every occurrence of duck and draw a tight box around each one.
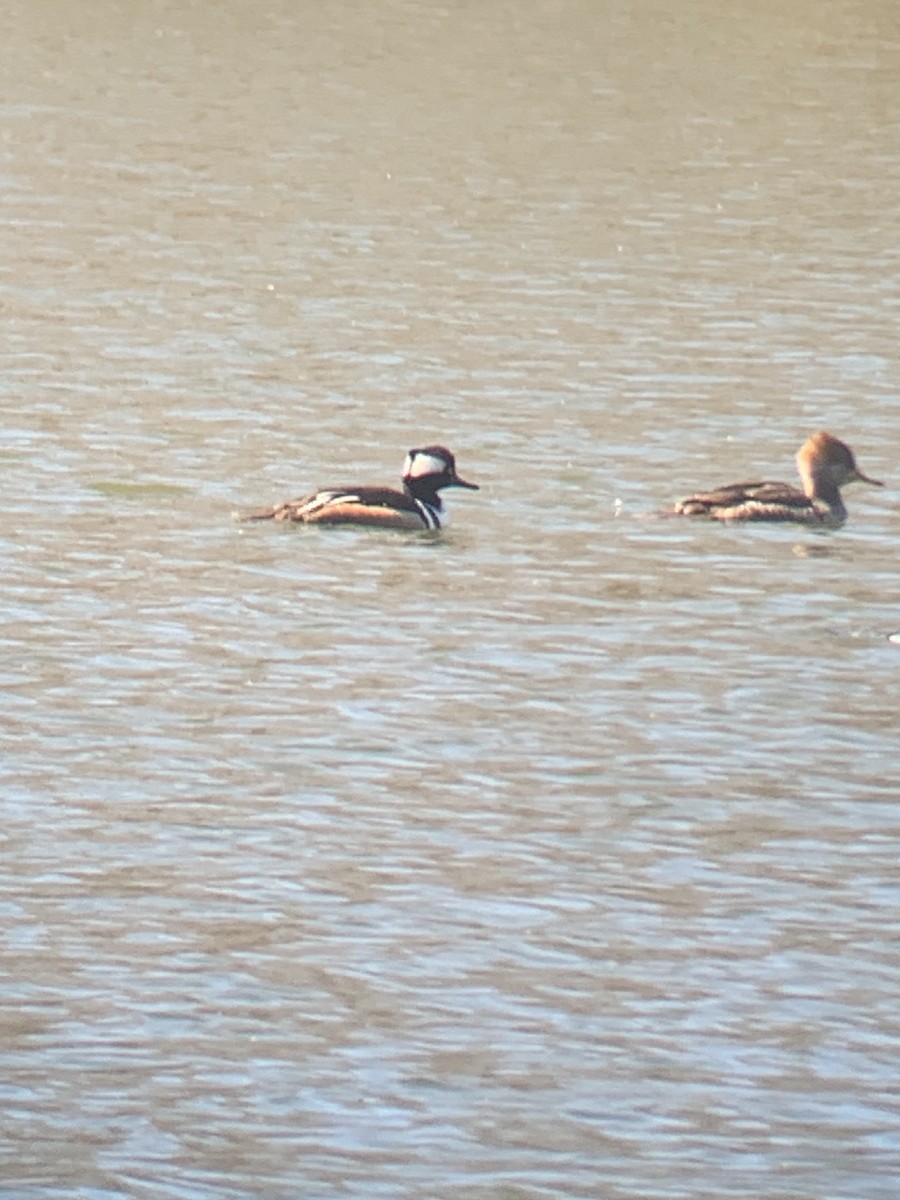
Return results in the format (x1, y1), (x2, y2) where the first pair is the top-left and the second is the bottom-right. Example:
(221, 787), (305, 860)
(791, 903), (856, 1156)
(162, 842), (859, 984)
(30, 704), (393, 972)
(671, 431), (882, 525)
(239, 445), (479, 531)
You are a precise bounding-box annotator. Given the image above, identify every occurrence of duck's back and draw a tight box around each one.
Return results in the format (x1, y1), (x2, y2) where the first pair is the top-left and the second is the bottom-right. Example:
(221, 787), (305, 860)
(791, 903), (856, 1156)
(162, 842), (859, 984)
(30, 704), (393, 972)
(244, 484), (430, 529)
(675, 479), (822, 522)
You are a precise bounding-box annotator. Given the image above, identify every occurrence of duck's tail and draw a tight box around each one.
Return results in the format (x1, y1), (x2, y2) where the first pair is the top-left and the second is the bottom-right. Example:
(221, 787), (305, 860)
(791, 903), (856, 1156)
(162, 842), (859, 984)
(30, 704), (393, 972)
(232, 507), (278, 522)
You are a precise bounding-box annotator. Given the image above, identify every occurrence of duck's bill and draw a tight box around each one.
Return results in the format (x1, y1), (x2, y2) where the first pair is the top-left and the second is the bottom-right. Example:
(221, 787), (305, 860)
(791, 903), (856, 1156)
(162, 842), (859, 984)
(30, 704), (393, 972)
(452, 476), (479, 490)
(855, 469), (884, 487)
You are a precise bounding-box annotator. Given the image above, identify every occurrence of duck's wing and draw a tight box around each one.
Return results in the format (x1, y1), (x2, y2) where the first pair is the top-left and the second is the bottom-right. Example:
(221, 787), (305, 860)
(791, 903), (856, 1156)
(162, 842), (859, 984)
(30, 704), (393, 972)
(675, 479), (813, 520)
(239, 486), (428, 530)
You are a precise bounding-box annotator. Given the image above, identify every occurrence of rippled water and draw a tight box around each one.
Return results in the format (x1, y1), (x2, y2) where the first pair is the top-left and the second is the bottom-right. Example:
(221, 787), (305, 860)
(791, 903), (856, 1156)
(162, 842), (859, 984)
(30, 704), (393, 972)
(2, 1), (899, 1197)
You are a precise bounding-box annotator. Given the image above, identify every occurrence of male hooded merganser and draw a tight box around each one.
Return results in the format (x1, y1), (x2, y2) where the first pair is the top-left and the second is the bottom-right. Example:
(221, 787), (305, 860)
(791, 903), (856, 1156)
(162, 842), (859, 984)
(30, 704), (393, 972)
(671, 431), (882, 525)
(240, 445), (479, 531)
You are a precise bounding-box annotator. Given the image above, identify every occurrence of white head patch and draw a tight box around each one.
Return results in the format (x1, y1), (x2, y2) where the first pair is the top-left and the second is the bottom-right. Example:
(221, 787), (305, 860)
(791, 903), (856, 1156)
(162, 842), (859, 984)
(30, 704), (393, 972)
(404, 450), (448, 480)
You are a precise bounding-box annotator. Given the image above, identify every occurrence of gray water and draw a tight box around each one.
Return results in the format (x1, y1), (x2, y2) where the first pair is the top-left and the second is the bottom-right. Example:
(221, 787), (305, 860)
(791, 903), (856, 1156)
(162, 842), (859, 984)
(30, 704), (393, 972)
(2, 1), (899, 1198)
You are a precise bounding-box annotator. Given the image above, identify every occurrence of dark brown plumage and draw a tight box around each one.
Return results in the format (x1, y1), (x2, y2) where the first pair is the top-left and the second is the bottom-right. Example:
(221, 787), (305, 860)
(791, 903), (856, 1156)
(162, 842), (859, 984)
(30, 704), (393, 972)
(672, 432), (882, 526)
(239, 446), (478, 531)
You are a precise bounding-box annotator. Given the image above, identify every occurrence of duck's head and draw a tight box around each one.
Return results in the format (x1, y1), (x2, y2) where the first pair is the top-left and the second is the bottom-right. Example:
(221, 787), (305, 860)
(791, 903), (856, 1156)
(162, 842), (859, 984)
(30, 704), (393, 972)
(402, 446), (479, 494)
(798, 431), (883, 491)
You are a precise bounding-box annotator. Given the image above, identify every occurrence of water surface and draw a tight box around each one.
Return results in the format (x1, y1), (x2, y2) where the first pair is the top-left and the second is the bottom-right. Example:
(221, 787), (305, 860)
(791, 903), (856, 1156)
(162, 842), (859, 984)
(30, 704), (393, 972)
(2, 1), (899, 1198)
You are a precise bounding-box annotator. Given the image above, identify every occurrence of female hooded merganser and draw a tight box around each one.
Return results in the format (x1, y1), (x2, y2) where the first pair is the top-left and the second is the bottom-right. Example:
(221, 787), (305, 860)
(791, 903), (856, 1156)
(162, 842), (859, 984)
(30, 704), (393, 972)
(240, 445), (479, 531)
(672, 431), (882, 525)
